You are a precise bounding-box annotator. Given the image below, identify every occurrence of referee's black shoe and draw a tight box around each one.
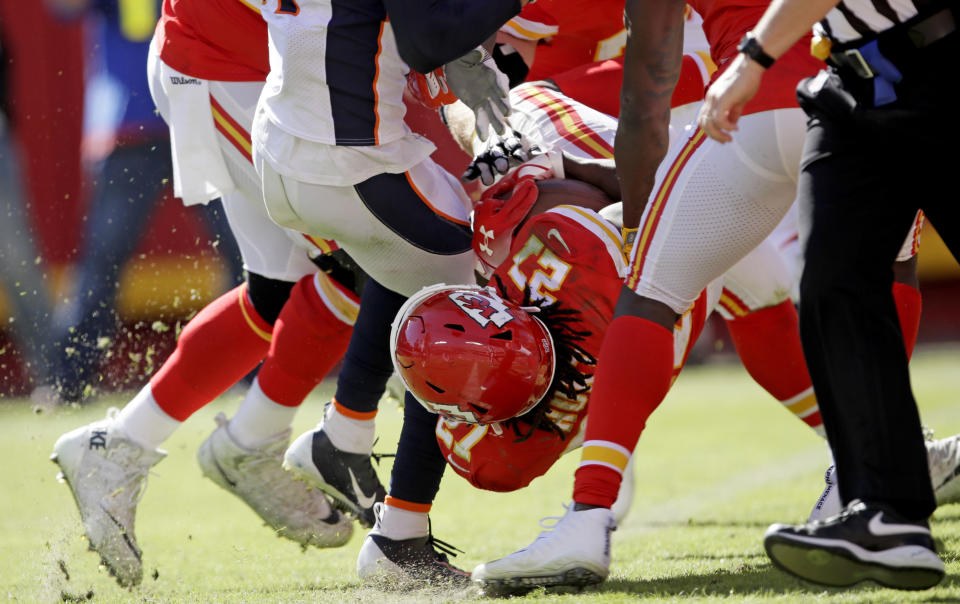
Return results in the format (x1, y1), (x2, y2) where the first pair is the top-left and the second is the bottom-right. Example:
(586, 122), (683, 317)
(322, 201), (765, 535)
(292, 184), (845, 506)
(764, 499), (944, 590)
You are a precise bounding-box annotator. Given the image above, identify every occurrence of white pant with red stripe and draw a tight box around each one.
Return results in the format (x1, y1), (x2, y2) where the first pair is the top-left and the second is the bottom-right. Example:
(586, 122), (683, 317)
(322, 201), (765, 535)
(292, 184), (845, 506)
(627, 107), (806, 314)
(147, 50), (319, 283)
(767, 201), (924, 303)
(706, 201), (922, 321)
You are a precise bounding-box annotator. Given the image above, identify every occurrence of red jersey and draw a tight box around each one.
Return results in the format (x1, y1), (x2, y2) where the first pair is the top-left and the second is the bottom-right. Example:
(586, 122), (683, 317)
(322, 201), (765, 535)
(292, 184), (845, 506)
(153, 0), (269, 82)
(438, 204), (713, 492)
(437, 205), (626, 492)
(687, 0), (823, 114)
(523, 7), (715, 117)
(502, 0), (626, 81)
(550, 52), (715, 118)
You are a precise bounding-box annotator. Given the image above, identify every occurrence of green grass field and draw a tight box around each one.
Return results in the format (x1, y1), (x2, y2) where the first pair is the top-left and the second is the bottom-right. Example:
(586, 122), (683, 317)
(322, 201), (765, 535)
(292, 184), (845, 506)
(3, 346), (960, 603)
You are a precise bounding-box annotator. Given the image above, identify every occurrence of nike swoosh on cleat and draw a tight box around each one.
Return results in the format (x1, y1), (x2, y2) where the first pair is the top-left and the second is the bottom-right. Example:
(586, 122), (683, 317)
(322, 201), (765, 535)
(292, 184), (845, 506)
(348, 468), (377, 509)
(936, 463), (960, 490)
(102, 506), (143, 561)
(211, 455), (238, 487)
(868, 512), (931, 536)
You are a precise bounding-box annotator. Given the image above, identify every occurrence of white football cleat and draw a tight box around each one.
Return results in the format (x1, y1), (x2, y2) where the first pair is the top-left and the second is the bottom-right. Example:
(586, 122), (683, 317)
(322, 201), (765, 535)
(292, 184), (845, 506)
(197, 413), (353, 548)
(611, 455), (636, 525)
(926, 433), (960, 506)
(472, 504), (615, 595)
(51, 408), (165, 587)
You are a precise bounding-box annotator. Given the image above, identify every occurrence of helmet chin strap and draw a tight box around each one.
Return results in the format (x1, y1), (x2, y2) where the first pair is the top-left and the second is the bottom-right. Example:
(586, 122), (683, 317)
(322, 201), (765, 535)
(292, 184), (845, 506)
(489, 422), (504, 435)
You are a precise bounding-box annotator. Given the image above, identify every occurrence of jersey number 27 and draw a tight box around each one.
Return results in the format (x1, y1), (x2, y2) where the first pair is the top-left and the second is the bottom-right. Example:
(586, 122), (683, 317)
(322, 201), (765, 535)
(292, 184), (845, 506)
(507, 234), (572, 304)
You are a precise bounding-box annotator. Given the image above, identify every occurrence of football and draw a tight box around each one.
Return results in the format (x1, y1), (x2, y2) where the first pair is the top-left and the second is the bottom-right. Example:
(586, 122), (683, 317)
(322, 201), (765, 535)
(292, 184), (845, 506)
(532, 178), (614, 215)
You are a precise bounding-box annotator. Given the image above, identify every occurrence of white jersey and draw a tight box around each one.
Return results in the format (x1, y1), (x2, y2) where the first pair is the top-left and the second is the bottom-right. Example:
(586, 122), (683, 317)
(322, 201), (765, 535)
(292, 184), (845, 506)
(260, 0), (409, 146)
(474, 82), (617, 161)
(255, 0), (435, 186)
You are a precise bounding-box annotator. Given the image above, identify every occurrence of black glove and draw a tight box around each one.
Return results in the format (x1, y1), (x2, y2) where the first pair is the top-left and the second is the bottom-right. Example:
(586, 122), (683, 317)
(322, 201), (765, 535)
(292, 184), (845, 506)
(463, 130), (537, 186)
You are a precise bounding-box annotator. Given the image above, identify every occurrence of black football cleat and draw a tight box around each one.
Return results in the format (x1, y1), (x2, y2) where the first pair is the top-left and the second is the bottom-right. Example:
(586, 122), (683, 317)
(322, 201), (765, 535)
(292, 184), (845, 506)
(283, 427), (386, 528)
(357, 503), (472, 588)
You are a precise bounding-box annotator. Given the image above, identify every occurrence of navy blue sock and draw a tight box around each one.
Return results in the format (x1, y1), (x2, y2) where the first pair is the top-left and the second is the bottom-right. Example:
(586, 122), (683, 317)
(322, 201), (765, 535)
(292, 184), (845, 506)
(334, 278), (407, 413)
(388, 392), (446, 504)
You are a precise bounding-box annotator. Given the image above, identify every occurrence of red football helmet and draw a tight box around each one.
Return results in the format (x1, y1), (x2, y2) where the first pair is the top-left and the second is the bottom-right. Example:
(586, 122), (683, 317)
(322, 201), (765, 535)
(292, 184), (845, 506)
(391, 284), (556, 424)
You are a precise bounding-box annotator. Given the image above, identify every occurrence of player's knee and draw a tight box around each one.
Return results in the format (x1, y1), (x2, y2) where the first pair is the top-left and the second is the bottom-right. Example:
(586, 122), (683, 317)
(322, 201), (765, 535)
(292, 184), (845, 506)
(246, 272), (295, 325)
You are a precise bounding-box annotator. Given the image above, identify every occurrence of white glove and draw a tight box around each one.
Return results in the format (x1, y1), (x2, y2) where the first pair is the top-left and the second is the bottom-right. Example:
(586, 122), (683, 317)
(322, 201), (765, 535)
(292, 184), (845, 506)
(463, 130), (537, 186)
(444, 47), (511, 141)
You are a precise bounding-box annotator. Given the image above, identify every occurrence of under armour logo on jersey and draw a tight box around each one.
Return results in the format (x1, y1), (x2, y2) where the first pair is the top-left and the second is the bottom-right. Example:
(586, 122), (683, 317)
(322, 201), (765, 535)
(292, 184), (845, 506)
(449, 291), (515, 328)
(89, 430), (107, 450)
(477, 225), (495, 257)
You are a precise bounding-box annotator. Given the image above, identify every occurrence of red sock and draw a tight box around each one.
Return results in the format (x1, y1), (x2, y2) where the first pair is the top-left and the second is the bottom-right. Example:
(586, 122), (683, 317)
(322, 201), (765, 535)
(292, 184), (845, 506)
(151, 284), (273, 421)
(725, 299), (822, 433)
(574, 316), (674, 508)
(892, 281), (921, 359)
(257, 274), (358, 407)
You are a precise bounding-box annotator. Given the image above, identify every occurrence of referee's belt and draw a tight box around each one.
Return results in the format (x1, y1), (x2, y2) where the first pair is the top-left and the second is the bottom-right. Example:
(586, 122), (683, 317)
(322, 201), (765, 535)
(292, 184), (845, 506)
(827, 7), (956, 80)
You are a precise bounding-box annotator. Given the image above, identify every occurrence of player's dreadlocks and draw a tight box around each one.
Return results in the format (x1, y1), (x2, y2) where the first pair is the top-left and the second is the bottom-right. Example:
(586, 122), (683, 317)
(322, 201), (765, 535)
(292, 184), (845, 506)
(491, 275), (596, 442)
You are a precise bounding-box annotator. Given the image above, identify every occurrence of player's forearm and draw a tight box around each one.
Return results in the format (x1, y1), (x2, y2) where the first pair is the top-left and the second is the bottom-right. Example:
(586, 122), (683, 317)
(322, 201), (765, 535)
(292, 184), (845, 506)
(614, 115), (670, 229)
(562, 154), (620, 202)
(751, 0), (841, 58)
(614, 0), (685, 229)
(496, 31), (537, 67)
(386, 0), (524, 73)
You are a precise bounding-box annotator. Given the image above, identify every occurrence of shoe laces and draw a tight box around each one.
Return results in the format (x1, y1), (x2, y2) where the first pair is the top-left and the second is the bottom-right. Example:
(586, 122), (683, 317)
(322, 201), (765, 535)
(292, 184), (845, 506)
(232, 443), (315, 503)
(105, 443), (154, 511)
(527, 503), (584, 549)
(101, 407), (157, 507)
(212, 415), (317, 503)
(834, 499), (868, 521)
(428, 534), (465, 563)
(538, 512), (565, 531)
(426, 516), (465, 563)
(370, 437), (396, 468)
(245, 460), (329, 517)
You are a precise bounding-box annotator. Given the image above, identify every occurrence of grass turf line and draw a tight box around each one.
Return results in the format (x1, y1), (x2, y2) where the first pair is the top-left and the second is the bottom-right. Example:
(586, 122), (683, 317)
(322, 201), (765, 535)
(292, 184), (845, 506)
(1, 346), (959, 602)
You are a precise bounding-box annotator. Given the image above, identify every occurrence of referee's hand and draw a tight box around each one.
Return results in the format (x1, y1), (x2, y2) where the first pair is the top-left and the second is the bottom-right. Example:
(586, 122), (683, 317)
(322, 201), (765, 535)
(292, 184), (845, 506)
(698, 54), (764, 143)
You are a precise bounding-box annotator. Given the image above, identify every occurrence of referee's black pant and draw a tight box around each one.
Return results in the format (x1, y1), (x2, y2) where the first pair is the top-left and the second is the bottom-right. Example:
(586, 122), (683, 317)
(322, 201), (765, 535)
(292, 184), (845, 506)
(797, 33), (960, 521)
